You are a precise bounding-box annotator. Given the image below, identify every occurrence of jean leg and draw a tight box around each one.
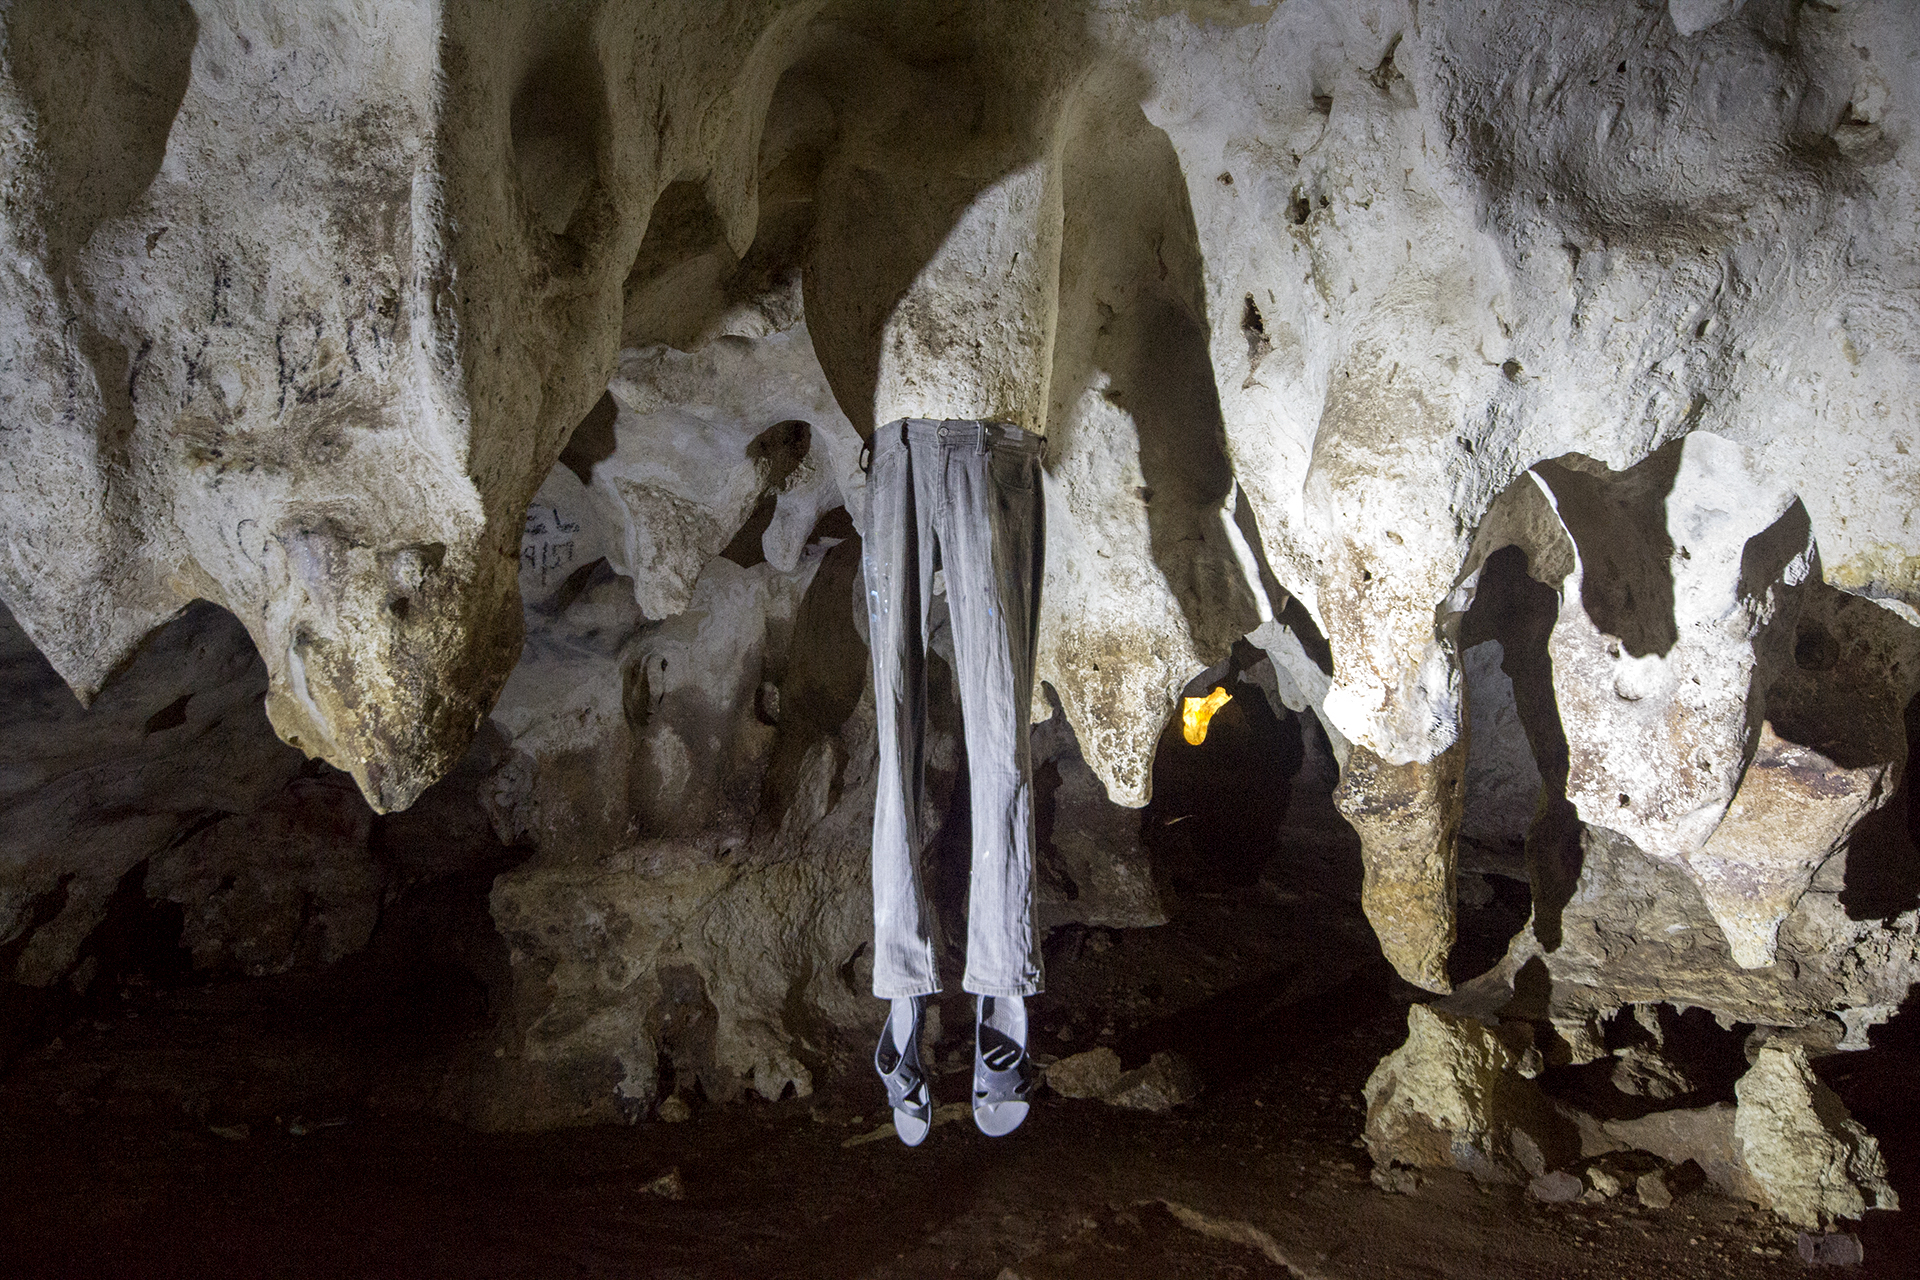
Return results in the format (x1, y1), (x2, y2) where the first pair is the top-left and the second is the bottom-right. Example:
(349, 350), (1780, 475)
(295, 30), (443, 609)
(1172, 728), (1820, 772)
(865, 429), (942, 998)
(940, 431), (1045, 998)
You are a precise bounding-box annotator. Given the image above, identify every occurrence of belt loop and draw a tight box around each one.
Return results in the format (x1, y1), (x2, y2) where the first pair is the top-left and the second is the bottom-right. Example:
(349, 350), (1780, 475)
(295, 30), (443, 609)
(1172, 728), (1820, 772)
(978, 421), (990, 456)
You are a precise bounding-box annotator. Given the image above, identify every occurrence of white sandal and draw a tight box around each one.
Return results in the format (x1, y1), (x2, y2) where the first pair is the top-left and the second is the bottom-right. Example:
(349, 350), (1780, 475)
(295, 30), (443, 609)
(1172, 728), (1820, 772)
(972, 996), (1035, 1137)
(874, 996), (932, 1146)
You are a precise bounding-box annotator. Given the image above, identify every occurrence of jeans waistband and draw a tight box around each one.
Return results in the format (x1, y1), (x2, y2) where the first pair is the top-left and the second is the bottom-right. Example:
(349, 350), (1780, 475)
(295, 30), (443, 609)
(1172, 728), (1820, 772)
(872, 418), (1044, 459)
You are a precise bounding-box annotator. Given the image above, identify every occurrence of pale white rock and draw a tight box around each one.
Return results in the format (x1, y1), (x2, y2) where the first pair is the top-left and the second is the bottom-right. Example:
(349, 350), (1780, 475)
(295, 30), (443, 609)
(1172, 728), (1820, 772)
(592, 324), (860, 620)
(1669, 0), (1750, 38)
(868, 158), (1064, 433)
(469, 536), (855, 1126)
(1126, 0), (1920, 982)
(1537, 433), (1812, 866)
(1455, 432), (1919, 977)
(804, 36), (1071, 437)
(1030, 66), (1273, 803)
(1036, 388), (1213, 806)
(0, 0), (823, 812)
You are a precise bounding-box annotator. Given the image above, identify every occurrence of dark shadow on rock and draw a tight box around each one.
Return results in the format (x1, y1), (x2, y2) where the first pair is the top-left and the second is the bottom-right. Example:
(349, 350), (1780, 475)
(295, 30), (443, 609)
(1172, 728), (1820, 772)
(557, 392), (619, 485)
(798, 12), (1097, 440)
(719, 495), (780, 569)
(1503, 954), (1554, 1021)
(1524, 796), (1585, 954)
(760, 533), (869, 830)
(1031, 754), (1074, 905)
(70, 860), (196, 998)
(1448, 874), (1535, 992)
(0, 877), (82, 1071)
(1115, 961), (1400, 1095)
(1274, 593), (1336, 679)
(1815, 987), (1920, 1270)
(6, 0), (197, 266)
(1050, 80), (1265, 659)
(1029, 684), (1164, 932)
(1738, 499), (1812, 626)
(1754, 566), (1920, 922)
(747, 418), (812, 490)
(509, 16), (615, 268)
(619, 66), (825, 351)
(620, 179), (735, 346)
(345, 867), (516, 1039)
(1543, 1003), (1753, 1124)
(1837, 692), (1920, 923)
(4, 1), (199, 604)
(1532, 442), (1684, 659)
(649, 963), (727, 1104)
(1460, 545), (1581, 950)
(1234, 485), (1294, 626)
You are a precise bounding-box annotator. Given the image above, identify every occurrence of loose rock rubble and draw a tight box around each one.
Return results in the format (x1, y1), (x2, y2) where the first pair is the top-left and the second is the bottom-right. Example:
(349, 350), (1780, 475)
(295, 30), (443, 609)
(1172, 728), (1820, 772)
(1047, 1048), (1200, 1114)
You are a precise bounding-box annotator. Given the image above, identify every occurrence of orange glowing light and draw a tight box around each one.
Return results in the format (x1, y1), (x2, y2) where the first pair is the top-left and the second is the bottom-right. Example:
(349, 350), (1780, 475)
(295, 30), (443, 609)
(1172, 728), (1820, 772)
(1181, 687), (1232, 745)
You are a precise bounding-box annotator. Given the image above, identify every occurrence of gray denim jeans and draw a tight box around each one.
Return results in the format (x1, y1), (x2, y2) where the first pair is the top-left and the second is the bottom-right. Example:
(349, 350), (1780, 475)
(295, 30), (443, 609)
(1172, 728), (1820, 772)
(863, 418), (1045, 999)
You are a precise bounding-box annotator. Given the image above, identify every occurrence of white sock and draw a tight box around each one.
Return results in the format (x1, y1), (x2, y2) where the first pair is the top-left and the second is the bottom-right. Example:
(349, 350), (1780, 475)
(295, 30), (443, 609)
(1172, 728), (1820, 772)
(982, 994), (1027, 1047)
(891, 995), (920, 1055)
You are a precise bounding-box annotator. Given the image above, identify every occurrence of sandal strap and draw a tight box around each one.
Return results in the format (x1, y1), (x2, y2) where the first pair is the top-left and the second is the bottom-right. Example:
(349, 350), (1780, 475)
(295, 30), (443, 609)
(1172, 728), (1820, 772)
(875, 1004), (930, 1113)
(973, 1022), (1034, 1105)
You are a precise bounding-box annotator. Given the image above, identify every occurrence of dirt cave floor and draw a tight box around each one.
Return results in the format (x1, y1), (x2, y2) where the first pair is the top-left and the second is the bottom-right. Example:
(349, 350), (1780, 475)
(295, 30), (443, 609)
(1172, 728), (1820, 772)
(3, 739), (1917, 1279)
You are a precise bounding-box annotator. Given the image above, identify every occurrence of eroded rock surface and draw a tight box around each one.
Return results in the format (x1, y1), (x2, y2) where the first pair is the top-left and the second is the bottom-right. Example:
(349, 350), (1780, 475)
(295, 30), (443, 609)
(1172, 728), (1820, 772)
(1734, 1043), (1899, 1228)
(0, 0), (1917, 1207)
(1362, 1004), (1566, 1185)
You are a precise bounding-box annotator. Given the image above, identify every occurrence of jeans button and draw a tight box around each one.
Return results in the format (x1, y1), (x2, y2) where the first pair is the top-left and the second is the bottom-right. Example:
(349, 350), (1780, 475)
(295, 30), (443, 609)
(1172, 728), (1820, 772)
(938, 426), (948, 439)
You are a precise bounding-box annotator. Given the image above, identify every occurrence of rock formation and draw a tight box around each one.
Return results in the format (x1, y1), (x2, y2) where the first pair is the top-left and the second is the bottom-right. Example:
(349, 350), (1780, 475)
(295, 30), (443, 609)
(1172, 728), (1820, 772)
(1734, 1041), (1898, 1227)
(1, 0), (1917, 1230)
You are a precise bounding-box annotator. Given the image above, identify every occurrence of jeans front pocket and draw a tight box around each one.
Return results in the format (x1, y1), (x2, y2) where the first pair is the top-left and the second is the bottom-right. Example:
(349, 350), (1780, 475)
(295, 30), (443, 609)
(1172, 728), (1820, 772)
(988, 448), (1037, 494)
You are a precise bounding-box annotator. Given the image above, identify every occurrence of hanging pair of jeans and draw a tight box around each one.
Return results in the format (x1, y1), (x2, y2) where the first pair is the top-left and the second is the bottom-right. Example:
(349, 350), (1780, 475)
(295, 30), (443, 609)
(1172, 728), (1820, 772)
(863, 418), (1045, 999)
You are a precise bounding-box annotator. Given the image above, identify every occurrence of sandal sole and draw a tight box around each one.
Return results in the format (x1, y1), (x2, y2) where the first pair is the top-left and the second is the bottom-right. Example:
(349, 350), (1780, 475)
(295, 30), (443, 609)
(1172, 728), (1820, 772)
(972, 1099), (1029, 1137)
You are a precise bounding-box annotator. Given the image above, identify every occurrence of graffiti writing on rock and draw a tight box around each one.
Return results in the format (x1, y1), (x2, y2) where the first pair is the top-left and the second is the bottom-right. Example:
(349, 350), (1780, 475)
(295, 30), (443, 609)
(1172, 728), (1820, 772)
(522, 504), (582, 589)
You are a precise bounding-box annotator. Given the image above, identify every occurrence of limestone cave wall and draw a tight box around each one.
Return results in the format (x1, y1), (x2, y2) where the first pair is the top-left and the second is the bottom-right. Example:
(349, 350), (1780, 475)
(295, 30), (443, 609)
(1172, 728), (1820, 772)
(1, 0), (1917, 1230)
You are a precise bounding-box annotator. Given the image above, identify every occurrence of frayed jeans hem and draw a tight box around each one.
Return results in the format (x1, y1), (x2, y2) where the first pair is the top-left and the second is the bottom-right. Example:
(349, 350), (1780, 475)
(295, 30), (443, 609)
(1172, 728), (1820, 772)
(961, 977), (1044, 999)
